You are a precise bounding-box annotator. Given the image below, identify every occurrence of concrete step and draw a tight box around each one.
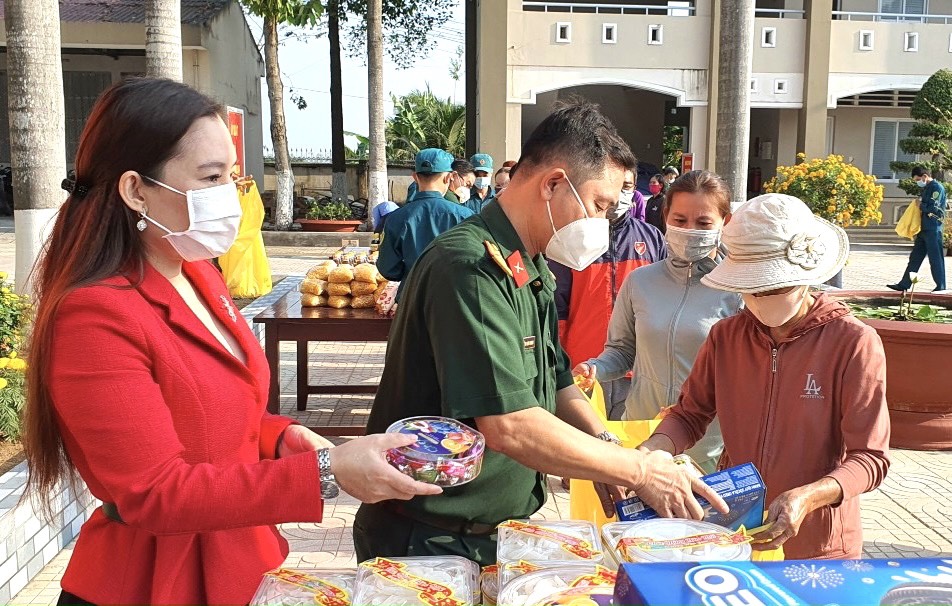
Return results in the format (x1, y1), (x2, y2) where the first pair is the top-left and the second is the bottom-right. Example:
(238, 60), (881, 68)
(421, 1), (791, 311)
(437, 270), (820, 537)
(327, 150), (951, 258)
(262, 229), (373, 247)
(845, 227), (908, 245)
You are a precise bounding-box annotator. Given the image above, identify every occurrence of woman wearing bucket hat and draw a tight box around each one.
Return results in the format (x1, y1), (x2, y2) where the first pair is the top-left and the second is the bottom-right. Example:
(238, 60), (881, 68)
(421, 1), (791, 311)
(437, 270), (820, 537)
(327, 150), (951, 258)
(641, 193), (891, 560)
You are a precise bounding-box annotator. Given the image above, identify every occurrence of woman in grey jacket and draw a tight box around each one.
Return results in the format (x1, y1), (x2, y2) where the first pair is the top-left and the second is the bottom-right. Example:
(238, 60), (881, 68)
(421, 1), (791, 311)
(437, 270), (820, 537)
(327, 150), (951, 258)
(575, 171), (741, 472)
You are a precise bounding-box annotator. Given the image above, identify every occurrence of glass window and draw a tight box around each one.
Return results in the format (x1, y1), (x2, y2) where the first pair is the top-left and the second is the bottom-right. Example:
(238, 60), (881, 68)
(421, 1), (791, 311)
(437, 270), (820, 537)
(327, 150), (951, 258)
(871, 119), (916, 180)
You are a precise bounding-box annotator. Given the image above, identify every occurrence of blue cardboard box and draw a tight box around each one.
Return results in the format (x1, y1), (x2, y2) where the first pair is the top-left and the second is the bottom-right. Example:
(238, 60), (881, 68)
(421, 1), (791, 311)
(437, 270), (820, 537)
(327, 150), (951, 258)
(614, 558), (952, 605)
(615, 463), (766, 532)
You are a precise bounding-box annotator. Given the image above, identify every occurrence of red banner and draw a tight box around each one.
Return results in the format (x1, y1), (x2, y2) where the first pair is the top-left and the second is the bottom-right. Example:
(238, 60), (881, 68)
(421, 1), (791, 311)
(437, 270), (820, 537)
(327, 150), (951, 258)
(681, 152), (694, 174)
(227, 106), (245, 177)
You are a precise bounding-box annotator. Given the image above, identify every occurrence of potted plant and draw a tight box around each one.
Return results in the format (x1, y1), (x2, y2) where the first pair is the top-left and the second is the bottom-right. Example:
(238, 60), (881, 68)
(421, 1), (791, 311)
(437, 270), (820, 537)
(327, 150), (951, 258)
(765, 154), (885, 286)
(297, 198), (362, 232)
(835, 277), (952, 451)
(0, 271), (29, 472)
(944, 220), (951, 256)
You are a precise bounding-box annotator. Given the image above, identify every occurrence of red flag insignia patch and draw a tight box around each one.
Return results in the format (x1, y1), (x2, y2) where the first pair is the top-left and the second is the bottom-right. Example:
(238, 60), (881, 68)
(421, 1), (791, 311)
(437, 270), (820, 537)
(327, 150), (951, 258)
(634, 242), (647, 256)
(506, 250), (530, 288)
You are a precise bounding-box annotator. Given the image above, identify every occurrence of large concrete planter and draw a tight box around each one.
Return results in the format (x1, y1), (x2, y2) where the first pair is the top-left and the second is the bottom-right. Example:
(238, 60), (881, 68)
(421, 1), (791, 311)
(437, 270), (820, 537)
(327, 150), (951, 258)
(835, 290), (952, 450)
(296, 219), (362, 232)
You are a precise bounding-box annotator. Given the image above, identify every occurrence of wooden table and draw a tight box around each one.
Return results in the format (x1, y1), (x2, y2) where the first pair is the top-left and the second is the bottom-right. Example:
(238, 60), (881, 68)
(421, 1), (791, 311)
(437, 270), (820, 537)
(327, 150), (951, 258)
(253, 289), (392, 435)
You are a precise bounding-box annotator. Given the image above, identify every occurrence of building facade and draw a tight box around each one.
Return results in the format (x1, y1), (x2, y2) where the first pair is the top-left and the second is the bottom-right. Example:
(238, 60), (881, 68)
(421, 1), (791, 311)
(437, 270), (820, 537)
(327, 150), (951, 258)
(476, 0), (952, 224)
(0, 0), (266, 182)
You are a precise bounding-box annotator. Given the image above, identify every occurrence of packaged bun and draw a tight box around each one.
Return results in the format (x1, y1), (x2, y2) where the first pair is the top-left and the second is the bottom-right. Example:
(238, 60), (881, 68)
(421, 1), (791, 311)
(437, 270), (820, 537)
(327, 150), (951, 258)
(351, 294), (376, 309)
(353, 263), (379, 284)
(351, 280), (377, 296)
(328, 264), (355, 283)
(307, 260), (337, 280)
(300, 293), (327, 307)
(299, 278), (327, 296)
(327, 295), (351, 309)
(374, 282), (388, 300)
(328, 282), (352, 296)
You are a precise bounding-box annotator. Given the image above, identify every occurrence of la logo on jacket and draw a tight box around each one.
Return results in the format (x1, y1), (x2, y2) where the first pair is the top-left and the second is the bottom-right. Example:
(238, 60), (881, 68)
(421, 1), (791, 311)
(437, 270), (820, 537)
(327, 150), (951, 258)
(802, 373), (824, 400)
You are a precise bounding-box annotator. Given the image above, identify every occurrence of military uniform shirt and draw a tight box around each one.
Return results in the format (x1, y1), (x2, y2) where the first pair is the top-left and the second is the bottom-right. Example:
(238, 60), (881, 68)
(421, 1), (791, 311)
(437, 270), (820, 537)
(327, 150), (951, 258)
(366, 199), (575, 525)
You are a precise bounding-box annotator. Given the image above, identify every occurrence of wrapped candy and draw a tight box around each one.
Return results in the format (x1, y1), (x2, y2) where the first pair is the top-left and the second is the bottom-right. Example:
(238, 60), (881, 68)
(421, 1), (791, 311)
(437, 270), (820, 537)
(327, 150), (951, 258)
(385, 417), (485, 487)
(613, 519), (752, 563)
(497, 520), (604, 587)
(250, 568), (356, 606)
(353, 557), (479, 606)
(495, 563), (616, 606)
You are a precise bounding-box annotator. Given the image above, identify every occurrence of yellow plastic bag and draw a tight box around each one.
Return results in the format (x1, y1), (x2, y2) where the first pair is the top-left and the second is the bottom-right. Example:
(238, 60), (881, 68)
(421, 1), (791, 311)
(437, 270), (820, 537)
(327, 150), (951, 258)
(569, 380), (659, 528)
(895, 202), (921, 240)
(219, 180), (273, 299)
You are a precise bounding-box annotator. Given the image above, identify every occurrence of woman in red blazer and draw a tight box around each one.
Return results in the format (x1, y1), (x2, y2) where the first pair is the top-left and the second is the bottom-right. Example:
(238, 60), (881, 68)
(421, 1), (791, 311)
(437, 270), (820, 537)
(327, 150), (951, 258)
(22, 79), (439, 605)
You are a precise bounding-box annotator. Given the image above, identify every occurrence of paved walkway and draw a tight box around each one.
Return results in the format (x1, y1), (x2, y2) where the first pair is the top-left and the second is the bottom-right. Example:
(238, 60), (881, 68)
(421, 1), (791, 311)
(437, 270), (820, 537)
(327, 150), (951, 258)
(3, 226), (952, 604)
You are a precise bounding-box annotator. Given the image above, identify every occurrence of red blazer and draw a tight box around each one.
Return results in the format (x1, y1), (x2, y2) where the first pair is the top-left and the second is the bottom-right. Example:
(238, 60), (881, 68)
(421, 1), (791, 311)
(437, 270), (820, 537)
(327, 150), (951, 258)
(50, 260), (323, 604)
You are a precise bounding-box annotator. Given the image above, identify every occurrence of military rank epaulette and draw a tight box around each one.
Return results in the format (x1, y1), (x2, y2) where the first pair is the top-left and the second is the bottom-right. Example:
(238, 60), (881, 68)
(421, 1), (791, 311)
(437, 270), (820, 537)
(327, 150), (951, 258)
(484, 240), (513, 277)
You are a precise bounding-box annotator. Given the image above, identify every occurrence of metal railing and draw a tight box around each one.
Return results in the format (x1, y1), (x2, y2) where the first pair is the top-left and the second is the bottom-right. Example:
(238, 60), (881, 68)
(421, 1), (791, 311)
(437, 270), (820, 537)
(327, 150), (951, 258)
(832, 10), (952, 24)
(522, 2), (696, 15)
(754, 8), (805, 19)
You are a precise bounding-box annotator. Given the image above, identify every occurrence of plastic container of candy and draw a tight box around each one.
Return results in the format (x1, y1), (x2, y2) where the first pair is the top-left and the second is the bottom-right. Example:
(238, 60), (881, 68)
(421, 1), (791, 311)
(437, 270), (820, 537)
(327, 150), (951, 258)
(536, 585), (615, 606)
(495, 563), (616, 606)
(250, 568), (356, 606)
(385, 416), (485, 487)
(481, 565), (499, 605)
(353, 556), (480, 606)
(497, 520), (604, 587)
(614, 519), (752, 563)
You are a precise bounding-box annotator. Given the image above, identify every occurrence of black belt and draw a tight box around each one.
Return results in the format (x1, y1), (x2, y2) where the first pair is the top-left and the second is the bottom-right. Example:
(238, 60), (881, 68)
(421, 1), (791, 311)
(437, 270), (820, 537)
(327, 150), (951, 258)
(101, 502), (125, 524)
(381, 502), (498, 537)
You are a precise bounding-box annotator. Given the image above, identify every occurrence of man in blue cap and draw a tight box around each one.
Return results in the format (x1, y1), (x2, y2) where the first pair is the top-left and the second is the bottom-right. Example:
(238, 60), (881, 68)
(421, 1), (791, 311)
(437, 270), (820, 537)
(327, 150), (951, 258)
(378, 148), (475, 287)
(464, 153), (495, 214)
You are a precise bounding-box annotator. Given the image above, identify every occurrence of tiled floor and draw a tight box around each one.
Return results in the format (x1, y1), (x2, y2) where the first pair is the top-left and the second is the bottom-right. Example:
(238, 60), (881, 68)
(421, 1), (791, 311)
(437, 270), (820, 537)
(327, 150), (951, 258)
(9, 238), (952, 604)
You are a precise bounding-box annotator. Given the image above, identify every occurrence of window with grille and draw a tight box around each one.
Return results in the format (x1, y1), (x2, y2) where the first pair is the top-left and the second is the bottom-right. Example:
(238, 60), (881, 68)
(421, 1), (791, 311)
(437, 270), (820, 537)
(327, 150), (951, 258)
(64, 71), (112, 162)
(879, 0), (927, 22)
(870, 119), (916, 180)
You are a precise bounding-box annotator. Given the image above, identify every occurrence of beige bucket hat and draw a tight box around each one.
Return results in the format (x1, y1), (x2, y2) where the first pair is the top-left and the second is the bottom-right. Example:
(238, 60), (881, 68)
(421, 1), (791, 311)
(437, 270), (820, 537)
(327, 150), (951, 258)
(702, 193), (850, 294)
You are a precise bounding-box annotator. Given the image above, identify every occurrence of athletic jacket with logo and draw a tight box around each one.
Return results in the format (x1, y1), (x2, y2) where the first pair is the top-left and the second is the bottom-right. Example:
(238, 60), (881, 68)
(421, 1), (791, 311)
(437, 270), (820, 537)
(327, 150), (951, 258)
(550, 216), (666, 368)
(656, 293), (891, 560)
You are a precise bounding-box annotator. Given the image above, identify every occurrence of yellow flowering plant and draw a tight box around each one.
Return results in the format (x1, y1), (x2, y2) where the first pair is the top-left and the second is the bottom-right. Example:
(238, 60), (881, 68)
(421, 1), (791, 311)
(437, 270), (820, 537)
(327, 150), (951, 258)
(764, 154), (885, 227)
(0, 271), (29, 441)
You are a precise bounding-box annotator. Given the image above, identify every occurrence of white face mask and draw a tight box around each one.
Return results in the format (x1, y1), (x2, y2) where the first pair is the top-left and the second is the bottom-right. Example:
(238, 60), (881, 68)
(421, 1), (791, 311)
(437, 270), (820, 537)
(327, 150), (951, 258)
(455, 186), (471, 201)
(144, 177), (242, 262)
(607, 192), (633, 222)
(544, 176), (610, 271)
(743, 286), (809, 328)
(665, 225), (721, 263)
(474, 176), (491, 190)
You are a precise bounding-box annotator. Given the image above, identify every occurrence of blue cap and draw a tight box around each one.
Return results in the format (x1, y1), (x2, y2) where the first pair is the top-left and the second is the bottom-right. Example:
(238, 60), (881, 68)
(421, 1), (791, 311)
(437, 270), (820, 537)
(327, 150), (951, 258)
(415, 148), (454, 174)
(372, 201), (400, 228)
(470, 153), (494, 173)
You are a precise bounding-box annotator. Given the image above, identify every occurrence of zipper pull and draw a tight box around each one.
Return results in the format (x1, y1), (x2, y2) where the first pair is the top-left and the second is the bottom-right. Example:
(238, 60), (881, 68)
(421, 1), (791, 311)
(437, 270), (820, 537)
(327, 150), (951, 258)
(771, 348), (778, 373)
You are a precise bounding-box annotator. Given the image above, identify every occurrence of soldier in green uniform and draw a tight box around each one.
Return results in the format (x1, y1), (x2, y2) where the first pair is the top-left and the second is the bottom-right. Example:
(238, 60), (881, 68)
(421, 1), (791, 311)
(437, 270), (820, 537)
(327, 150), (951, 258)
(354, 101), (726, 564)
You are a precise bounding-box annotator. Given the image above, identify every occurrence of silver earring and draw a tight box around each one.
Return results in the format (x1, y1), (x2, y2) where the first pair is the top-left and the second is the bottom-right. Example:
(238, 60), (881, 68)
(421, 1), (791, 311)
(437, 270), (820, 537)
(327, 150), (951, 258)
(137, 212), (147, 232)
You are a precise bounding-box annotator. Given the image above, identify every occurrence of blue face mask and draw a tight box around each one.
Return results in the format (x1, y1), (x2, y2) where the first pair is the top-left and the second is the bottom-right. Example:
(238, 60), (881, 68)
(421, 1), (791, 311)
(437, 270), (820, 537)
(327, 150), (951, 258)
(916, 179), (927, 188)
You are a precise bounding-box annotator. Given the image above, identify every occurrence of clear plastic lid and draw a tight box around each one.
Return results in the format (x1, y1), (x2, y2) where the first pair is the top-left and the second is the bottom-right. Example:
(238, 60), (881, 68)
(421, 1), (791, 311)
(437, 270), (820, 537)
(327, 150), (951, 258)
(496, 563), (616, 606)
(385, 417), (486, 487)
(616, 519), (752, 563)
(353, 556), (480, 606)
(497, 520), (604, 586)
(480, 565), (499, 602)
(250, 568), (356, 606)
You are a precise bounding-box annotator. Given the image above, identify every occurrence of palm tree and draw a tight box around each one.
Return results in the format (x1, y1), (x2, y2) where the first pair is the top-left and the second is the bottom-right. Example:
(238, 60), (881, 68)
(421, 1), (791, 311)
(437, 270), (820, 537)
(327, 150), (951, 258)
(241, 0), (323, 230)
(367, 0), (387, 214)
(385, 88), (466, 162)
(4, 0), (67, 293)
(145, 0), (183, 81)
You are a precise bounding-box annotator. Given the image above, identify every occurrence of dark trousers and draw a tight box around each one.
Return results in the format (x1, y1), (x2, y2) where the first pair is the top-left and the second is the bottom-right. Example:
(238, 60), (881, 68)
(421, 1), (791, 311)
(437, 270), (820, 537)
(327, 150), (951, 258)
(57, 591), (95, 605)
(897, 228), (946, 290)
(353, 502), (497, 565)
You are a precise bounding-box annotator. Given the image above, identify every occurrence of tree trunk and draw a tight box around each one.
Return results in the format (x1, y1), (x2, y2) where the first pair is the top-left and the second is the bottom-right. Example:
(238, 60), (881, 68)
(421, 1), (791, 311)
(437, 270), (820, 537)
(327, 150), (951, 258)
(145, 0), (183, 81)
(367, 0), (389, 213)
(264, 17), (295, 231)
(714, 0), (755, 205)
(4, 0), (67, 294)
(329, 0), (348, 206)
